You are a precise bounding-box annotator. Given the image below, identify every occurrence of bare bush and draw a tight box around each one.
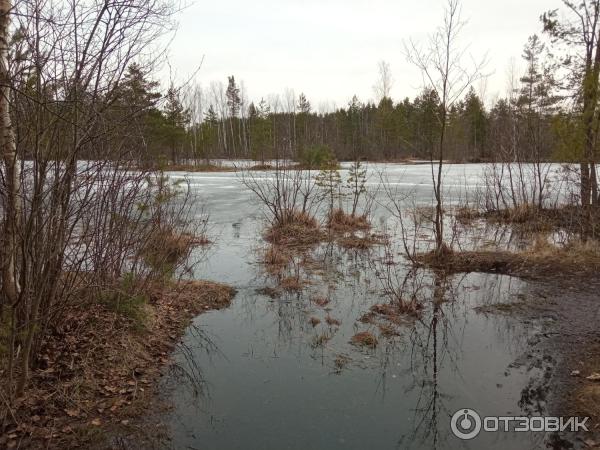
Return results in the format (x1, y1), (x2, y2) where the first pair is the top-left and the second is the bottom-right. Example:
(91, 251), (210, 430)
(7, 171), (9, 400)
(0, 0), (194, 399)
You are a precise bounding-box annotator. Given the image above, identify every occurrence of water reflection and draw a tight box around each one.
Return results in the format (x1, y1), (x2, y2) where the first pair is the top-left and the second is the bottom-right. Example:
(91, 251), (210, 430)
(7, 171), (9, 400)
(159, 165), (551, 450)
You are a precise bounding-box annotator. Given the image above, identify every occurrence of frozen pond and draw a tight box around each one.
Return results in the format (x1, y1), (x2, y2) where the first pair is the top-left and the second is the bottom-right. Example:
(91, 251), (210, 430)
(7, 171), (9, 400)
(159, 163), (555, 450)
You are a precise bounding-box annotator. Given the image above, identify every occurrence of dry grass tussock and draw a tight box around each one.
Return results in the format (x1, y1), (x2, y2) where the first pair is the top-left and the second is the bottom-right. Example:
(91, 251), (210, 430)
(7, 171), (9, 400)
(525, 236), (600, 267)
(455, 203), (540, 224)
(418, 236), (600, 279)
(265, 210), (324, 247)
(261, 245), (292, 274)
(279, 275), (307, 292)
(460, 204), (600, 234)
(142, 227), (209, 276)
(1, 279), (235, 449)
(337, 232), (387, 250)
(371, 301), (423, 318)
(327, 208), (371, 232)
(350, 331), (378, 349)
(325, 315), (341, 326)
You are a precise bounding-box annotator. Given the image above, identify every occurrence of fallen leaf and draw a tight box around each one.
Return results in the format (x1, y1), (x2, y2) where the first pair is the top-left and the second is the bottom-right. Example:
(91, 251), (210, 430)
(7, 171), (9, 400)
(571, 370), (581, 377)
(586, 373), (600, 382)
(90, 418), (102, 426)
(64, 408), (79, 417)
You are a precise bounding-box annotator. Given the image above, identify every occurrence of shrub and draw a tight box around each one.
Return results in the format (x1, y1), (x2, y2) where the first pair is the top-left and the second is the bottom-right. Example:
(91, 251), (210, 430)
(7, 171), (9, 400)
(141, 227), (196, 279)
(298, 145), (335, 169)
(100, 273), (150, 331)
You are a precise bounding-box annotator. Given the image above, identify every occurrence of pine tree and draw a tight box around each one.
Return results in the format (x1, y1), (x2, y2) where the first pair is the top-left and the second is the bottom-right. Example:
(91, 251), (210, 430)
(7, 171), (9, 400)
(226, 76), (241, 118)
(248, 99), (272, 163)
(297, 93), (311, 114)
(163, 86), (190, 164)
(316, 163), (343, 213)
(462, 87), (488, 160)
(225, 76), (241, 156)
(115, 63), (162, 157)
(346, 160), (367, 216)
(296, 93), (312, 152)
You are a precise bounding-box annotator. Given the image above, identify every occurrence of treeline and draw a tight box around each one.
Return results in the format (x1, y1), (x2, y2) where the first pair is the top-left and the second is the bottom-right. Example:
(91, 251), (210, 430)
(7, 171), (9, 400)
(119, 34), (576, 164)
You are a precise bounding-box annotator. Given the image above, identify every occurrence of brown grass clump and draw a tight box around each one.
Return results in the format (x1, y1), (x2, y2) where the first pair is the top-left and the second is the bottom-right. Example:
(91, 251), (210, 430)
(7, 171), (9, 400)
(525, 236), (600, 266)
(474, 204), (600, 234)
(417, 237), (600, 280)
(494, 203), (539, 224)
(256, 286), (281, 298)
(371, 301), (423, 319)
(359, 312), (375, 324)
(311, 333), (332, 348)
(265, 210), (324, 247)
(378, 323), (400, 337)
(327, 208), (370, 232)
(309, 316), (321, 327)
(261, 245), (291, 274)
(279, 276), (306, 292)
(141, 228), (206, 276)
(333, 354), (351, 373)
(338, 233), (386, 250)
(350, 331), (378, 349)
(325, 315), (341, 326)
(370, 303), (398, 316)
(455, 206), (480, 223)
(311, 295), (330, 307)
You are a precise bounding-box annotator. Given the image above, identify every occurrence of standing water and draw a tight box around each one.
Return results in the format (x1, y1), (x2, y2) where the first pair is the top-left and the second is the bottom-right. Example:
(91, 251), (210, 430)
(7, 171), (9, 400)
(159, 163), (553, 450)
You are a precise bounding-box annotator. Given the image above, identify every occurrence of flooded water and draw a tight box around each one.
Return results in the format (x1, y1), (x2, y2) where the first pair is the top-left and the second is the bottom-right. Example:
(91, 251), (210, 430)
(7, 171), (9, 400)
(160, 163), (554, 450)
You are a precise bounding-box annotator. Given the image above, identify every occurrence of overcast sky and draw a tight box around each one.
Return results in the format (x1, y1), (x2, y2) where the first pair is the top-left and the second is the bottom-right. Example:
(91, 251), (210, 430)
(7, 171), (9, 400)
(164, 0), (562, 109)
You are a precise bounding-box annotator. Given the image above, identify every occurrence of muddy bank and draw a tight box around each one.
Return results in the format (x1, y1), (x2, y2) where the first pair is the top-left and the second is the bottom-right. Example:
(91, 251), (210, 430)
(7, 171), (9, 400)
(473, 275), (600, 448)
(417, 249), (600, 285)
(0, 280), (235, 450)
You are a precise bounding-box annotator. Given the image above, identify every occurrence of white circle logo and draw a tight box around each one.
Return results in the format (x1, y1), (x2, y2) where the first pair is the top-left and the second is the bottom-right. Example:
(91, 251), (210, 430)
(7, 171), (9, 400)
(451, 408), (482, 440)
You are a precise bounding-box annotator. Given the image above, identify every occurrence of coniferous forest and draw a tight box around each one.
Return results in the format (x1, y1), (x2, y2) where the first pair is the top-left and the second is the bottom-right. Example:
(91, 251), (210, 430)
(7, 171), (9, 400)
(126, 34), (568, 165)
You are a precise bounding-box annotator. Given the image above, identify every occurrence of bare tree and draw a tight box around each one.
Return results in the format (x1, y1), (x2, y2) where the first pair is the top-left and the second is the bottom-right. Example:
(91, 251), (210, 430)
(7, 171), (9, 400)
(0, 0), (186, 398)
(373, 60), (394, 101)
(404, 0), (486, 257)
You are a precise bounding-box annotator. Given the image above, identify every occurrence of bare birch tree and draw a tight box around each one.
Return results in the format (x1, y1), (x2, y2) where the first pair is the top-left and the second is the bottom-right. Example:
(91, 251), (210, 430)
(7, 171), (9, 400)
(373, 60), (394, 102)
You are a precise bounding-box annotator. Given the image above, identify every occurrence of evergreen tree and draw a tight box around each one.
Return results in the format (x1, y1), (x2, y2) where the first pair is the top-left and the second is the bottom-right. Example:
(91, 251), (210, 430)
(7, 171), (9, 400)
(316, 162), (343, 213)
(226, 76), (241, 117)
(297, 93), (311, 114)
(346, 160), (367, 216)
(163, 86), (190, 164)
(296, 93), (311, 152)
(248, 99), (272, 163)
(462, 87), (488, 160)
(225, 76), (241, 156)
(114, 63), (162, 158)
